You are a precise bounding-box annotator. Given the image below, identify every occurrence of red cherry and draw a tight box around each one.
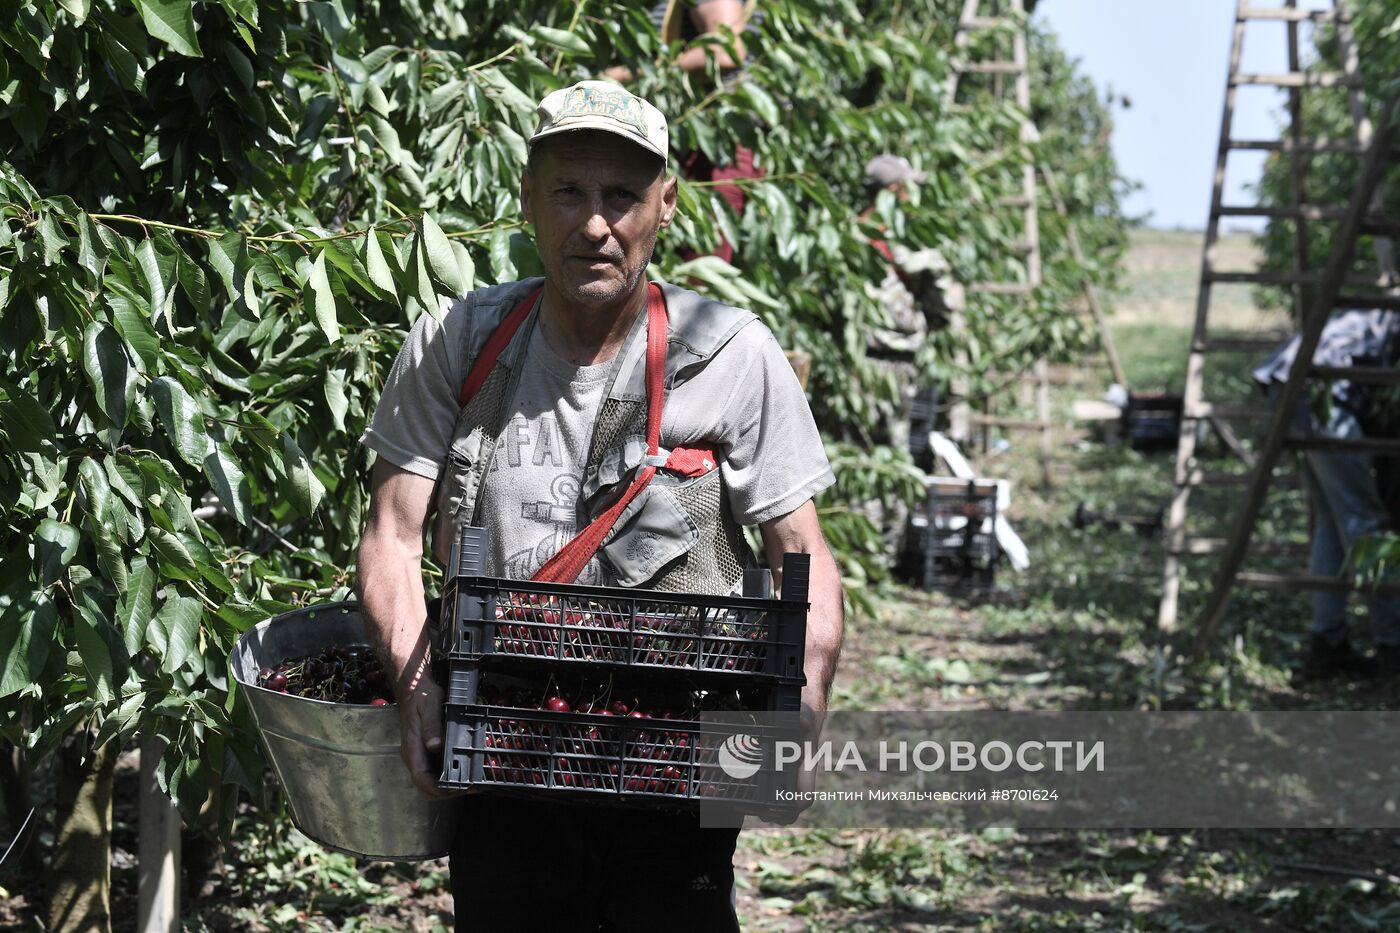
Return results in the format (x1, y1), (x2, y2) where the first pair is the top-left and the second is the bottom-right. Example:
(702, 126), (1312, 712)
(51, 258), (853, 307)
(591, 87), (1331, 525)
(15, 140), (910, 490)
(370, 697), (390, 706)
(544, 696), (571, 713)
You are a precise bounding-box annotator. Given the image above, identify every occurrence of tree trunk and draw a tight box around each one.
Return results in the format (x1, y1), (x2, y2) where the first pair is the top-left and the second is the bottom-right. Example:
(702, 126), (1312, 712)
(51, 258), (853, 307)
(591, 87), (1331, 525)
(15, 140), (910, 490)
(45, 731), (119, 933)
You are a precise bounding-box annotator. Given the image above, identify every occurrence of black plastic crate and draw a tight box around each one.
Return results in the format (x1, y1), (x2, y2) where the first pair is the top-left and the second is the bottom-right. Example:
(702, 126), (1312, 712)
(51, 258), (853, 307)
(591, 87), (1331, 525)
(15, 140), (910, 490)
(438, 526), (809, 682)
(442, 659), (803, 714)
(439, 703), (801, 821)
(899, 478), (1000, 594)
(1122, 392), (1183, 452)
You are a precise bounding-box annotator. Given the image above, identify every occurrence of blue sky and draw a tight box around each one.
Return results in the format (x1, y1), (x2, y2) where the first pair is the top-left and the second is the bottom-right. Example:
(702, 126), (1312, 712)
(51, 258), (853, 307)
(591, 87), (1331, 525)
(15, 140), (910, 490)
(1034, 1), (1321, 230)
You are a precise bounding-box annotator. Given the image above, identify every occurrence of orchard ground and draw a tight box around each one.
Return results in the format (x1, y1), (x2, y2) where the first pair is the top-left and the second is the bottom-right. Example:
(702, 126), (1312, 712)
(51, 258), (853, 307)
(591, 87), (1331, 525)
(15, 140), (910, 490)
(6, 228), (1400, 931)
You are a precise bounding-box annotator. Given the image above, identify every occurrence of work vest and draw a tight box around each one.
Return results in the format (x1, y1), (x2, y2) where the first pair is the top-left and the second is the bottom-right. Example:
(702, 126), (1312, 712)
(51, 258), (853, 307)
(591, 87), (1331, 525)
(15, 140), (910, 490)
(432, 278), (758, 594)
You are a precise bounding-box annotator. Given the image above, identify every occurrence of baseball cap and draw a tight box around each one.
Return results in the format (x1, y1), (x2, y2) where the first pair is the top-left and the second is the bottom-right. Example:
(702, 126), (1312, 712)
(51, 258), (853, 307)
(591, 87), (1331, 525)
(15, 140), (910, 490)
(530, 81), (669, 161)
(864, 154), (928, 187)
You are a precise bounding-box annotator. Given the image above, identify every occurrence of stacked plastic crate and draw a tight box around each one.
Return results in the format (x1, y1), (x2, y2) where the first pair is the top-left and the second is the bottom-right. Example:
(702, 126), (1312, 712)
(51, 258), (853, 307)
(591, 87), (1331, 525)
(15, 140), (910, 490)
(434, 526), (809, 821)
(901, 478), (1001, 594)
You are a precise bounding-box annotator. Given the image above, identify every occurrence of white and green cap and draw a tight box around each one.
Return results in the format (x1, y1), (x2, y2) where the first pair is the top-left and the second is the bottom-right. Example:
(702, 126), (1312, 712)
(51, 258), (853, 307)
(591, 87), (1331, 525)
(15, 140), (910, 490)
(530, 80), (669, 160)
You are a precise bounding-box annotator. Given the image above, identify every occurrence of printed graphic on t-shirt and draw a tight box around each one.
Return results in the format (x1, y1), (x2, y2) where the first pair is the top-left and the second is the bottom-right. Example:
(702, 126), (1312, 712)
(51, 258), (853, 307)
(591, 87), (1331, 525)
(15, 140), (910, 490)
(486, 410), (608, 586)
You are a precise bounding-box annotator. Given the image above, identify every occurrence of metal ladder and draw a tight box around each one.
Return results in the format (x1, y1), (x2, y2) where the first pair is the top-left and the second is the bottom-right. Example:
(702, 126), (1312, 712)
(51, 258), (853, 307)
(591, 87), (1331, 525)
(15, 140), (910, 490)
(1157, 0), (1400, 634)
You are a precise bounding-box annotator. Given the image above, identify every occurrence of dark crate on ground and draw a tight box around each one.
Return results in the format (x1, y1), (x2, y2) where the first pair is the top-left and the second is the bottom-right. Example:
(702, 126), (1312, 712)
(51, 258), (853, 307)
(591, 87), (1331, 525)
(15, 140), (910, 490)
(898, 477), (1001, 594)
(438, 527), (808, 683)
(1122, 392), (1183, 452)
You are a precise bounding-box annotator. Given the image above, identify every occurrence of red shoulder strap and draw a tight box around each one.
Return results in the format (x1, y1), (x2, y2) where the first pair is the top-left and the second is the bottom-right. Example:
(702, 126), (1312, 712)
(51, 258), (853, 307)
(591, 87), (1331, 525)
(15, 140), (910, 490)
(457, 285), (544, 407)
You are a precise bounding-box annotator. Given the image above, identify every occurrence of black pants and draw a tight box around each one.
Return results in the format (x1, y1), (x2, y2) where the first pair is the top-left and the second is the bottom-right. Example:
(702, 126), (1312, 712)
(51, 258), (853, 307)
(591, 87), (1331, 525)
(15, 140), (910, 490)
(449, 795), (740, 932)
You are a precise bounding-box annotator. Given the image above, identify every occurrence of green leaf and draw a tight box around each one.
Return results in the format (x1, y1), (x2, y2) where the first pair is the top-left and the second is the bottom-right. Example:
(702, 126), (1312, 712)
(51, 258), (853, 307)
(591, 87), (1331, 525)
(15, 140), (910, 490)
(108, 295), (160, 370)
(133, 0), (202, 57)
(150, 376), (211, 466)
(156, 596), (202, 675)
(411, 234), (439, 319)
(177, 252), (210, 310)
(0, 595), (57, 698)
(74, 596), (118, 702)
(147, 526), (198, 579)
(79, 457), (112, 522)
(105, 455), (144, 509)
(136, 237), (170, 322)
(38, 214), (69, 266)
(0, 390), (56, 455)
(58, 0), (91, 25)
(308, 250), (340, 343)
(36, 520), (80, 585)
(203, 440), (251, 526)
(451, 240), (476, 295)
(489, 226), (517, 282)
(242, 268), (260, 318)
(420, 215), (465, 296)
(207, 232), (245, 299)
(532, 25), (591, 55)
(325, 369), (348, 432)
(100, 33), (144, 92)
(369, 114), (405, 165)
(119, 556), (156, 656)
(280, 433), (325, 515)
(82, 322), (133, 429)
(77, 214), (109, 281)
(221, 39), (254, 90)
(88, 509), (129, 592)
(738, 83), (781, 126)
(365, 81), (391, 116)
(363, 229), (396, 297)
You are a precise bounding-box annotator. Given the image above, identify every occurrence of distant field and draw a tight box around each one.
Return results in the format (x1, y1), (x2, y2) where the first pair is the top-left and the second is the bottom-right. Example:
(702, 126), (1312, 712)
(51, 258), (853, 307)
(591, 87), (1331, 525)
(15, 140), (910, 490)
(1106, 228), (1293, 395)
(1113, 227), (1290, 331)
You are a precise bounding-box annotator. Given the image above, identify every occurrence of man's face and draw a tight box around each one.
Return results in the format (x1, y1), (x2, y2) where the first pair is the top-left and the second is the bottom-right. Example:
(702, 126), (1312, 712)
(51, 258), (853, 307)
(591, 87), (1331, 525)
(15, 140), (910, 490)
(522, 131), (678, 310)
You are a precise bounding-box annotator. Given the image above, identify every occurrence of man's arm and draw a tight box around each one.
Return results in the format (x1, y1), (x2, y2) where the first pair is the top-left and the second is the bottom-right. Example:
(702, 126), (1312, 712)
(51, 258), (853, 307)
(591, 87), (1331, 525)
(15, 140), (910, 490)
(758, 499), (843, 714)
(604, 0), (749, 82)
(356, 458), (454, 799)
(673, 0), (748, 75)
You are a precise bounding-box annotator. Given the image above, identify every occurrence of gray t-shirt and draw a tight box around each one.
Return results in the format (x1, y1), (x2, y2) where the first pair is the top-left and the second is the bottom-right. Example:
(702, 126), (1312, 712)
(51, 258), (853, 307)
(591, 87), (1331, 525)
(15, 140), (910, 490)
(361, 285), (835, 576)
(478, 324), (614, 585)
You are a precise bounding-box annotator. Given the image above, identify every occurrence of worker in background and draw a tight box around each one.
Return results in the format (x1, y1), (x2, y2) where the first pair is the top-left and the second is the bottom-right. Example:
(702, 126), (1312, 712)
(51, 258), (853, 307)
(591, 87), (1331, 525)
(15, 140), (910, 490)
(860, 153), (954, 557)
(606, 0), (762, 262)
(1254, 308), (1400, 680)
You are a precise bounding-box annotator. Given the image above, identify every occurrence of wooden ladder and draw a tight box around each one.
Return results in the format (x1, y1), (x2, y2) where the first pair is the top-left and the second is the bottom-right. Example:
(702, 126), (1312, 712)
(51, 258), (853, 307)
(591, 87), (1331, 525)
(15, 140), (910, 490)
(1157, 0), (1400, 634)
(945, 0), (1053, 486)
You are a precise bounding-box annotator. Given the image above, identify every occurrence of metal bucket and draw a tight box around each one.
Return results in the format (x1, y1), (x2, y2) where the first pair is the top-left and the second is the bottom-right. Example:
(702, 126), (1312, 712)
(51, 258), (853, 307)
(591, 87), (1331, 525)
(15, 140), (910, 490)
(231, 602), (462, 861)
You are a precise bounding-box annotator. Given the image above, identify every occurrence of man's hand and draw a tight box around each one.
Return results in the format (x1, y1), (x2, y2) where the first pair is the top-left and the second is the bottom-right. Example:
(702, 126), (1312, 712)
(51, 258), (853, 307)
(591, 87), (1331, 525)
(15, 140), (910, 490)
(760, 499), (843, 823)
(398, 672), (457, 799)
(759, 500), (844, 712)
(357, 459), (460, 799)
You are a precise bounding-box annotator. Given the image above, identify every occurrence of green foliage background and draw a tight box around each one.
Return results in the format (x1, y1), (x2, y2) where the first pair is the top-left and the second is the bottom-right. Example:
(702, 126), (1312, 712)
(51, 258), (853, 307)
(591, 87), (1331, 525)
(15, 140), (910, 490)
(0, 0), (1125, 821)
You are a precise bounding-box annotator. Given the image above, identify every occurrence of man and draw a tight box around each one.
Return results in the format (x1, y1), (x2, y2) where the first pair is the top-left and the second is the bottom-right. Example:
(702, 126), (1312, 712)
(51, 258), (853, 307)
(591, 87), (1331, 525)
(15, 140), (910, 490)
(860, 154), (953, 554)
(355, 80), (843, 930)
(1254, 308), (1400, 679)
